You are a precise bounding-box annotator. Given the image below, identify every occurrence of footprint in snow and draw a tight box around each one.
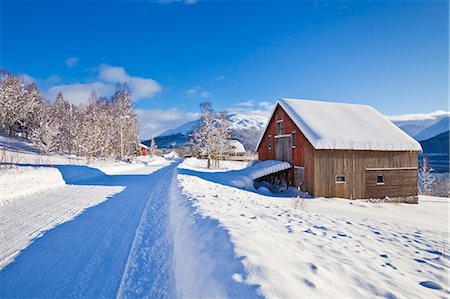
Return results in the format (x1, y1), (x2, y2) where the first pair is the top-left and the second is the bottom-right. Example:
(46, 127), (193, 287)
(250, 216), (257, 220)
(304, 228), (316, 235)
(240, 213), (246, 217)
(309, 263), (318, 273)
(419, 281), (443, 290)
(303, 279), (316, 289)
(380, 254), (389, 259)
(385, 262), (397, 270)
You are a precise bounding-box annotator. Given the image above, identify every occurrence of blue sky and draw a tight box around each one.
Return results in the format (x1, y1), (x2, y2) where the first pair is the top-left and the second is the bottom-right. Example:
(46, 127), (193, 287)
(1, 0), (448, 137)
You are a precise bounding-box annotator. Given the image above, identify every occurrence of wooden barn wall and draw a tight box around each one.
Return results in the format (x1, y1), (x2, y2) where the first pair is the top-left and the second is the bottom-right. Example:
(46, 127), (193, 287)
(257, 104), (315, 194)
(313, 150), (419, 199)
(365, 169), (418, 198)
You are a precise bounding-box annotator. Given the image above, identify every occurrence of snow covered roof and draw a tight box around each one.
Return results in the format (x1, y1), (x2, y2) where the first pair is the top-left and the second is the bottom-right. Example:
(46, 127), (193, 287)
(258, 98), (422, 151)
(140, 143), (149, 149)
(229, 140), (246, 153)
(227, 160), (292, 189)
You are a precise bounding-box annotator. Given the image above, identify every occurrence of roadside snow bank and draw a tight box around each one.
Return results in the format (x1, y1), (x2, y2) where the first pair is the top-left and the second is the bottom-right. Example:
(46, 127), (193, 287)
(0, 167), (65, 205)
(170, 166), (261, 298)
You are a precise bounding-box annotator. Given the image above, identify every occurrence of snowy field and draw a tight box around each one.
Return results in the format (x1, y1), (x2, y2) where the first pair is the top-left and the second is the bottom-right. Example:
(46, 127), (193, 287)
(175, 158), (450, 298)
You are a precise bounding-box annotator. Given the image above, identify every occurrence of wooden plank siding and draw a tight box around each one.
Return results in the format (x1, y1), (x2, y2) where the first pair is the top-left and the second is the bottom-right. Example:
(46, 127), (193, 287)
(313, 150), (418, 199)
(365, 168), (418, 198)
(257, 104), (316, 194)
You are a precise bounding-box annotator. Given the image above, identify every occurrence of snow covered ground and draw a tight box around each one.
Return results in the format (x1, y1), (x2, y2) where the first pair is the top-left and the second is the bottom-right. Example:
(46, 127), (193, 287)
(2, 134), (449, 298)
(0, 135), (173, 278)
(175, 158), (450, 298)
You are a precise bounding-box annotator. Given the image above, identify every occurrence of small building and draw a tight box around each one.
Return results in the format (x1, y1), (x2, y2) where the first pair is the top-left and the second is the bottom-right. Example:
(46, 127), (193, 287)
(228, 140), (246, 157)
(256, 98), (422, 200)
(140, 143), (149, 156)
(163, 151), (179, 159)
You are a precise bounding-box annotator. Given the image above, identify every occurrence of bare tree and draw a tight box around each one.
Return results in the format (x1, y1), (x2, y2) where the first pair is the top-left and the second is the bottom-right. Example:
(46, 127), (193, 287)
(0, 69), (41, 136)
(190, 102), (230, 169)
(419, 156), (435, 195)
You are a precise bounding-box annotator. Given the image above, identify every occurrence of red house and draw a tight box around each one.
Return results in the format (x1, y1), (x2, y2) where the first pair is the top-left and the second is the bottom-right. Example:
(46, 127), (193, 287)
(140, 143), (149, 156)
(256, 98), (422, 200)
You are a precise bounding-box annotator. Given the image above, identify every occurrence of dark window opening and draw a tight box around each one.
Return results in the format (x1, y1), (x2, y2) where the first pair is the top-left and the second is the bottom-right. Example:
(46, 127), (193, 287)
(291, 131), (296, 148)
(336, 175), (346, 183)
(276, 120), (284, 135)
(268, 135), (272, 150)
(377, 175), (384, 184)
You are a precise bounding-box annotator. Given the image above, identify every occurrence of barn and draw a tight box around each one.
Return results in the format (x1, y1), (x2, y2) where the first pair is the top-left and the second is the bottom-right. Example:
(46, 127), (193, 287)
(256, 98), (422, 200)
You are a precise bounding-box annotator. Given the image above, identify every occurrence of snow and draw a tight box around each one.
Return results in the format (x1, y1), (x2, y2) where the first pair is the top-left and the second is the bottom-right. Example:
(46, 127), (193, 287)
(158, 120), (200, 137)
(0, 184), (124, 269)
(181, 158), (290, 189)
(1, 157), (178, 297)
(0, 135), (173, 278)
(0, 167), (65, 205)
(163, 151), (180, 159)
(258, 98), (422, 151)
(229, 139), (246, 153)
(175, 158), (449, 298)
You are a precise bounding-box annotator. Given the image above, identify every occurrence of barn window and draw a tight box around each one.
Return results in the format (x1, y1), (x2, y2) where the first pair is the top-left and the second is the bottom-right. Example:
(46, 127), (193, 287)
(335, 175), (346, 183)
(276, 120), (284, 135)
(291, 131), (296, 148)
(268, 135), (272, 150)
(377, 175), (384, 185)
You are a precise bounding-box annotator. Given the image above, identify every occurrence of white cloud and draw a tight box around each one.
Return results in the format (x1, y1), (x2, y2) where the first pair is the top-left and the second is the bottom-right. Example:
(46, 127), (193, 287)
(185, 86), (209, 98)
(66, 57), (79, 69)
(46, 75), (62, 84)
(42, 64), (161, 104)
(99, 64), (161, 99)
(227, 100), (274, 117)
(44, 82), (114, 105)
(258, 101), (275, 110)
(200, 91), (209, 98)
(387, 110), (450, 122)
(214, 75), (225, 80)
(236, 100), (254, 107)
(186, 86), (200, 95)
(21, 74), (35, 84)
(136, 108), (199, 139)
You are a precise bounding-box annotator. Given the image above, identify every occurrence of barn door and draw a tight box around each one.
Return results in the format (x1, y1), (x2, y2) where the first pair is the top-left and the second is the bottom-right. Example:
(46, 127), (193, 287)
(275, 136), (292, 162)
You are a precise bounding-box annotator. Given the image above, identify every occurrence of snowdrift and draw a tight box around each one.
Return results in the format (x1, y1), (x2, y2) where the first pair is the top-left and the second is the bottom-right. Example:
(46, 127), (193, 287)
(0, 166), (65, 205)
(180, 158), (291, 190)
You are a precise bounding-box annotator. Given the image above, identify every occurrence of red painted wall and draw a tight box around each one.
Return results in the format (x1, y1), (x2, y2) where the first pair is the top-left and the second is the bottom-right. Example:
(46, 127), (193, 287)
(257, 104), (315, 194)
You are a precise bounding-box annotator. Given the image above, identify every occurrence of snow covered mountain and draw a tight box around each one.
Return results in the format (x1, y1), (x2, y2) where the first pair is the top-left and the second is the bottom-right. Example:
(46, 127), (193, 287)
(150, 113), (267, 149)
(388, 110), (450, 141)
(158, 120), (200, 137)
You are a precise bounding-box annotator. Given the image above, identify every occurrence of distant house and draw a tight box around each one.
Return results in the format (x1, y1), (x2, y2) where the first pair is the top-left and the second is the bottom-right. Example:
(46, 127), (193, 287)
(256, 98), (422, 200)
(140, 143), (149, 156)
(228, 140), (246, 157)
(163, 151), (179, 159)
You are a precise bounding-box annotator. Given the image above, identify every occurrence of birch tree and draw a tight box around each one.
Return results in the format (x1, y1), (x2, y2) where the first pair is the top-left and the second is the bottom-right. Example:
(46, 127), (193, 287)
(190, 102), (230, 169)
(0, 69), (40, 136)
(419, 156), (435, 195)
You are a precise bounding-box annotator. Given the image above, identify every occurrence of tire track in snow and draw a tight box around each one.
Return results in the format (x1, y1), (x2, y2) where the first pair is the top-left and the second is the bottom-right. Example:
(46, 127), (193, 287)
(0, 163), (177, 298)
(117, 163), (178, 298)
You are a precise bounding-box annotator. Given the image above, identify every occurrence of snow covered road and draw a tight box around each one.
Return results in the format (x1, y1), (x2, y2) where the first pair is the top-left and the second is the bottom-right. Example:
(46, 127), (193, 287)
(0, 162), (178, 298)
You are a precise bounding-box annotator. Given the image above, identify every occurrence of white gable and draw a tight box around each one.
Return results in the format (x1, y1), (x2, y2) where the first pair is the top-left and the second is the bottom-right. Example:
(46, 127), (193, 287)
(258, 98), (422, 151)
